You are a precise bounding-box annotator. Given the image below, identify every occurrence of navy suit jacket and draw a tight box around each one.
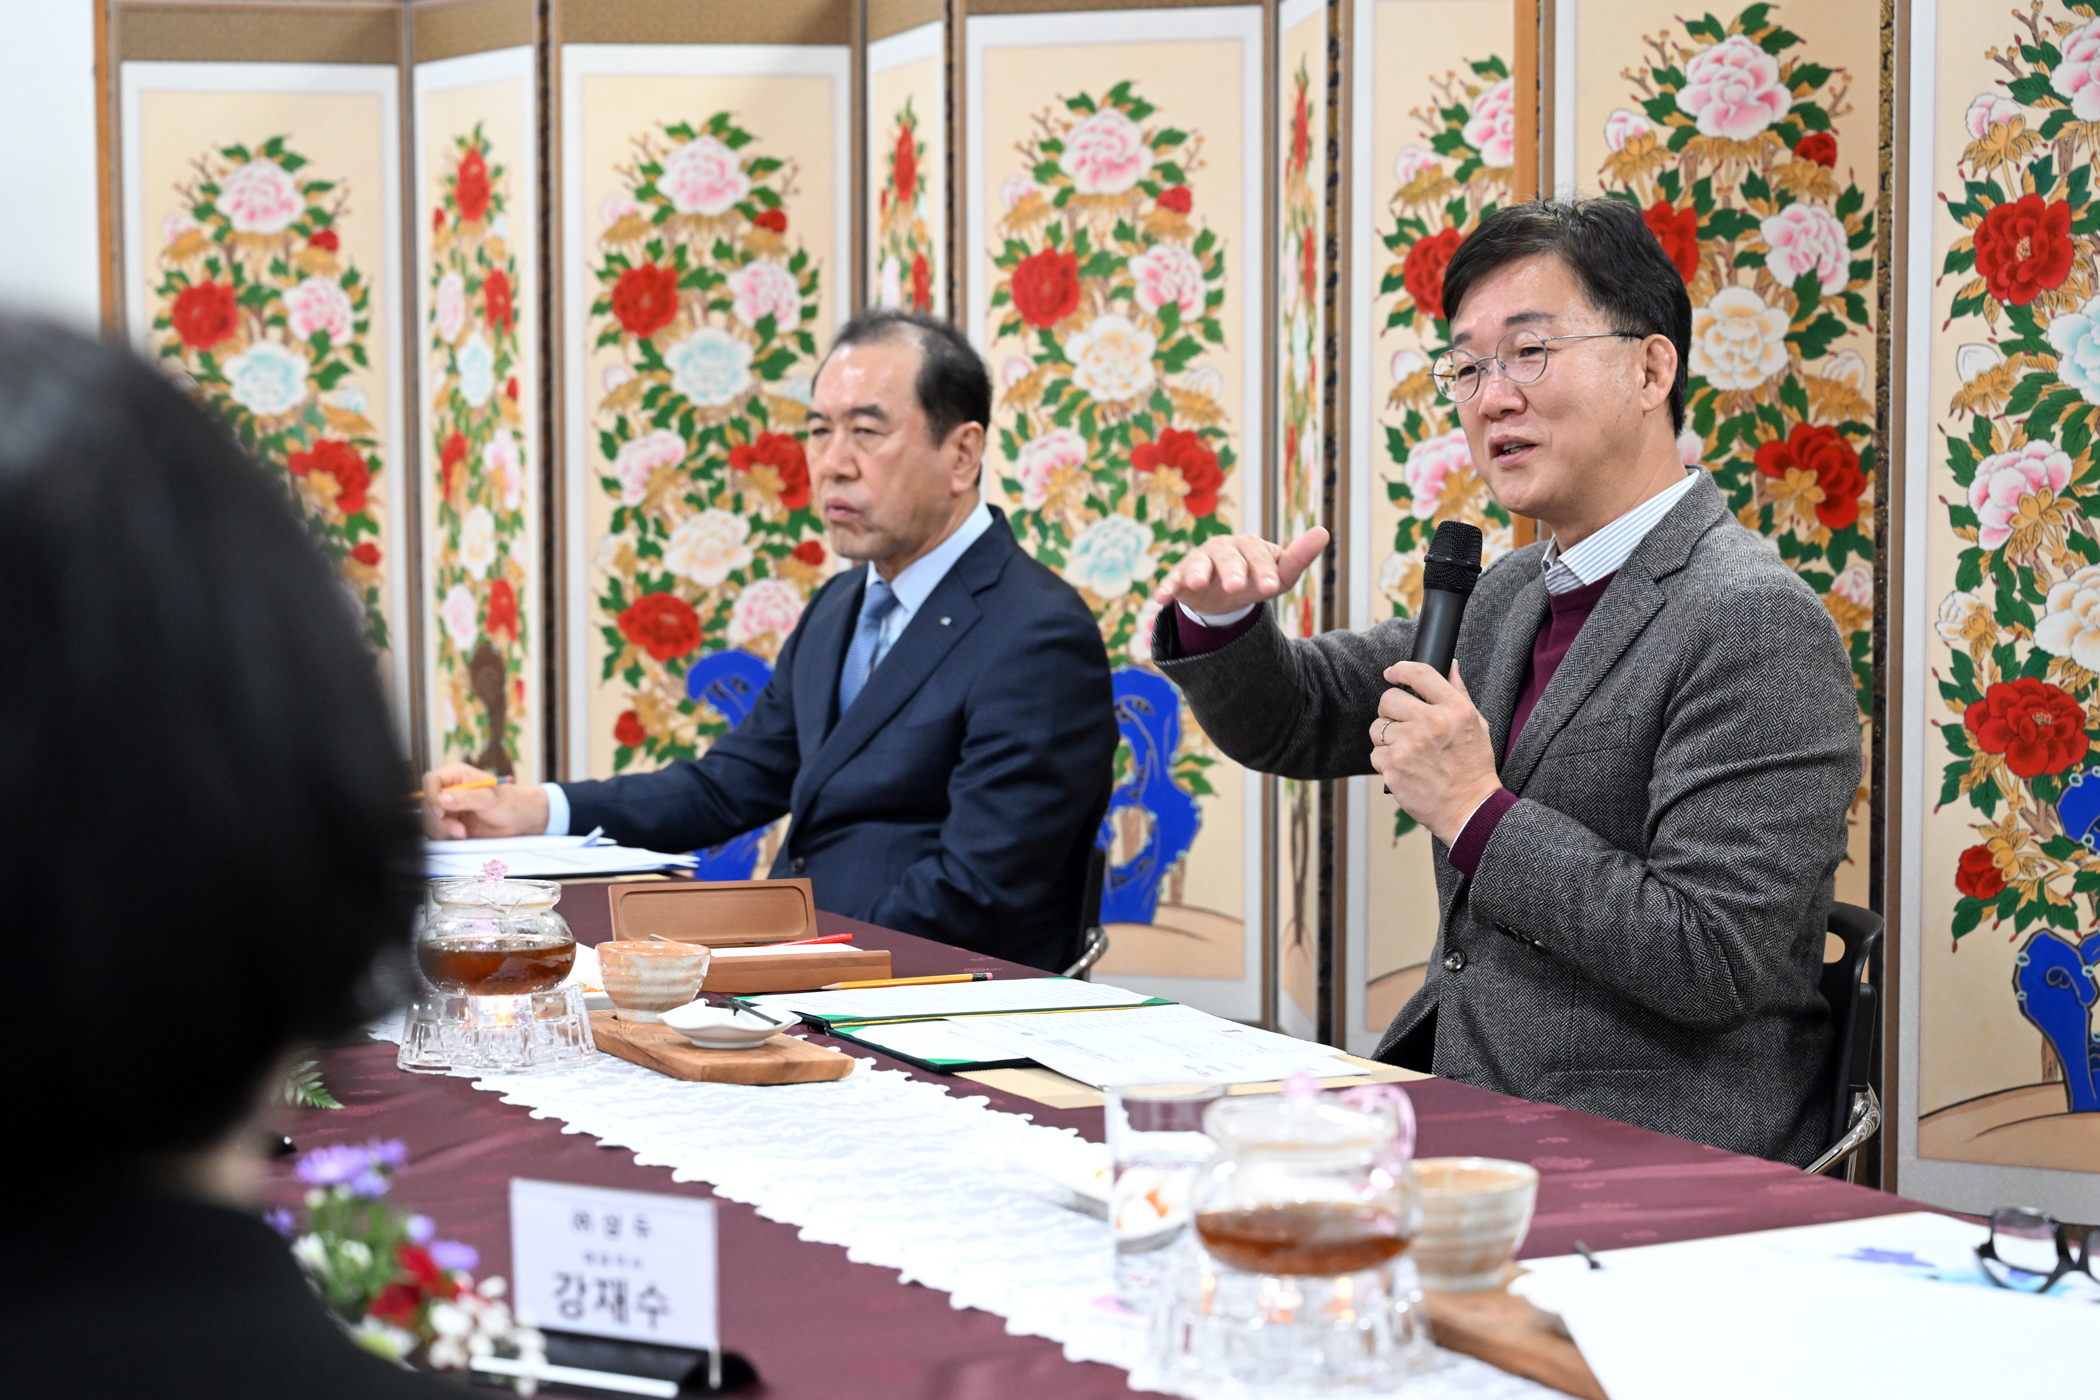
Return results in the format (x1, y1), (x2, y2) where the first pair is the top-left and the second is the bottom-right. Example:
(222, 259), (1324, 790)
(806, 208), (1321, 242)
(563, 512), (1118, 969)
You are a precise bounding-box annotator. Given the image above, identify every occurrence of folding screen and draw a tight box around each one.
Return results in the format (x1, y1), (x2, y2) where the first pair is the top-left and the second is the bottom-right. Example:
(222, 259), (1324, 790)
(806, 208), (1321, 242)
(119, 35), (411, 727)
(1897, 0), (2100, 1218)
(867, 2), (947, 317)
(557, 13), (852, 892)
(413, 13), (541, 780)
(965, 3), (1267, 1020)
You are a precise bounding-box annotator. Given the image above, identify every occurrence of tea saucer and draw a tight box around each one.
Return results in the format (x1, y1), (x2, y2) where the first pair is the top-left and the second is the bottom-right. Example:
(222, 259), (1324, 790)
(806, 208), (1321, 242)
(660, 1002), (791, 1050)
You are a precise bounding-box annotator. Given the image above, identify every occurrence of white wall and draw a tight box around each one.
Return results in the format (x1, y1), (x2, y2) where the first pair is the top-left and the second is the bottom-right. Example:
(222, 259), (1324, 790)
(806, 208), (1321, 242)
(0, 1), (104, 327)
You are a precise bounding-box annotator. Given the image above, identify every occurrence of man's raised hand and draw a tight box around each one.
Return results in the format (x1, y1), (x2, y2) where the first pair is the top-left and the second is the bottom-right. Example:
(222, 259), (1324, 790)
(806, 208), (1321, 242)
(1153, 526), (1330, 617)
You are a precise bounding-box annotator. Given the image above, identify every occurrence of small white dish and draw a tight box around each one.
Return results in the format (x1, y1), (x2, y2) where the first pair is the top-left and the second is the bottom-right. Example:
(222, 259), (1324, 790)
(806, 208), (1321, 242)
(660, 1001), (792, 1050)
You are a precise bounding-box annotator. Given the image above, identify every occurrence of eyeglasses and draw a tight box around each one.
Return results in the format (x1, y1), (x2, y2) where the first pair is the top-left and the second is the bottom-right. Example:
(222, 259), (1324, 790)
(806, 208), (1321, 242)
(1430, 329), (1646, 403)
(1974, 1207), (2097, 1294)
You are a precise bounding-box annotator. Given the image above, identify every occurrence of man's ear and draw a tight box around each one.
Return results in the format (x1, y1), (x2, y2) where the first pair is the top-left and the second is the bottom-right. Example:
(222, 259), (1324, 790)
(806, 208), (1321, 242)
(947, 421), (987, 492)
(1641, 335), (1679, 416)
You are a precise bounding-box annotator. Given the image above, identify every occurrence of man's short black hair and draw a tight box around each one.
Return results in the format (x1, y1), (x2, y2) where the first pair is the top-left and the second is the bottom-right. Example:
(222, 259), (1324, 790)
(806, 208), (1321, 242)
(822, 308), (992, 447)
(1440, 197), (1693, 433)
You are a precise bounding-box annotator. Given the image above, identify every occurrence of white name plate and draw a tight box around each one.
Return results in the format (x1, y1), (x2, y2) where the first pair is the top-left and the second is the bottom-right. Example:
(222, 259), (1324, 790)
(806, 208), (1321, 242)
(509, 1178), (718, 1352)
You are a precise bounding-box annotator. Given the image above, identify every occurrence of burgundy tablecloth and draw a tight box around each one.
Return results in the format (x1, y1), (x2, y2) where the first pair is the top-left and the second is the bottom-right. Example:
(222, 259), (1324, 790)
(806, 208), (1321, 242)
(264, 884), (1923, 1399)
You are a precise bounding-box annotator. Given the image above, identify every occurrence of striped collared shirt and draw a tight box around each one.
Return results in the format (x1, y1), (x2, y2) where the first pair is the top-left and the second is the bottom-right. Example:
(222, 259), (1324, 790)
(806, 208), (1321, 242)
(1539, 469), (1700, 595)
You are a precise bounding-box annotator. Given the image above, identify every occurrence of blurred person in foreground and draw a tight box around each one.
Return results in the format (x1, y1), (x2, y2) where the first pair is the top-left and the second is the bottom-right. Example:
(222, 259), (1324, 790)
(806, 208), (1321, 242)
(0, 319), (443, 1397)
(1149, 198), (1860, 1165)
(424, 310), (1117, 971)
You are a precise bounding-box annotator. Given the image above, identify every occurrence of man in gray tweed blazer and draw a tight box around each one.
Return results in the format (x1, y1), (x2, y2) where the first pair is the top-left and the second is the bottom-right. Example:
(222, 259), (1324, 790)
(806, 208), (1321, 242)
(1150, 198), (1860, 1166)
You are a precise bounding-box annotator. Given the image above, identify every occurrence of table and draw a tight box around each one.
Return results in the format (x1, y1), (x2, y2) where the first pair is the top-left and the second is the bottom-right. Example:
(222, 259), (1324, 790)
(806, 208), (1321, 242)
(267, 883), (1922, 1399)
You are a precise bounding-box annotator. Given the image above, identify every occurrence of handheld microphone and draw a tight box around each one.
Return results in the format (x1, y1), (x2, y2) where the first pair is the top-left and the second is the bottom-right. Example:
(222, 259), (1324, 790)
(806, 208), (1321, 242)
(1407, 520), (1483, 681)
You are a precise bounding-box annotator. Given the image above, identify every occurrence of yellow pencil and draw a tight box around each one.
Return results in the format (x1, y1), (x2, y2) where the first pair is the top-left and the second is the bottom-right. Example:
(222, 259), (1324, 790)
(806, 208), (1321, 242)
(408, 775), (506, 801)
(819, 972), (993, 992)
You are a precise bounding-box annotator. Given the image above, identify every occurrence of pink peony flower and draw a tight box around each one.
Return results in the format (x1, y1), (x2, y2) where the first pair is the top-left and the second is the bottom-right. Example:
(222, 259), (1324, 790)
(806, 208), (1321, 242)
(1461, 80), (1517, 168)
(1127, 243), (1206, 321)
(1970, 440), (2073, 551)
(726, 260), (802, 330)
(483, 428), (523, 512)
(613, 428), (686, 506)
(601, 192), (642, 227)
(1760, 203), (1850, 294)
(726, 577), (805, 647)
(435, 271), (466, 343)
(1058, 109), (1152, 195)
(1678, 426), (1705, 468)
(659, 135), (750, 217)
(284, 276), (354, 344)
(1676, 35), (1790, 141)
(1014, 428), (1088, 510)
(1392, 146), (1442, 185)
(220, 158), (303, 234)
(1001, 174), (1041, 210)
(1964, 93), (2026, 139)
(1604, 108), (1655, 152)
(1831, 562), (1874, 607)
(2052, 18), (2100, 121)
(440, 583), (479, 652)
(161, 210), (199, 244)
(1401, 427), (1474, 521)
(1127, 599), (1162, 663)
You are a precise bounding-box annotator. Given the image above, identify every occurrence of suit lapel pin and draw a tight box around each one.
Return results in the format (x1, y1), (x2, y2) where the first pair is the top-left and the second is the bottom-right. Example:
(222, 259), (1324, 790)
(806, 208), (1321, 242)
(940, 616), (951, 625)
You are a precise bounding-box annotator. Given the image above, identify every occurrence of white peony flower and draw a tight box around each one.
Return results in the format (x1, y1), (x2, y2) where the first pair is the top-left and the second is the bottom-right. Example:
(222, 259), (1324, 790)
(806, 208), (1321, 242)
(1964, 93), (2026, 139)
(612, 429), (687, 506)
(1059, 109), (1153, 194)
(1392, 146), (1442, 185)
(161, 210), (199, 244)
(1830, 562), (1874, 607)
(223, 340), (311, 417)
(1014, 427), (1088, 510)
(1065, 314), (1157, 403)
(2050, 18), (2100, 121)
(1760, 203), (1850, 294)
(457, 331), (496, 408)
(660, 135), (750, 216)
(285, 276), (354, 344)
(779, 374), (813, 405)
(726, 577), (805, 646)
(330, 385), (369, 415)
(664, 508), (753, 585)
(1604, 108), (1655, 151)
(1128, 243), (1207, 321)
(1822, 348), (1870, 392)
(1289, 313), (1313, 389)
(1400, 427), (1474, 521)
(878, 255), (904, 309)
(484, 428), (524, 512)
(727, 260), (802, 330)
(2045, 293), (2100, 406)
(220, 158), (303, 234)
(1065, 513), (1157, 599)
(666, 326), (754, 407)
(1002, 174), (1042, 210)
(441, 583), (479, 650)
(438, 685), (458, 737)
(435, 271), (467, 343)
(1390, 348), (1428, 383)
(1688, 285), (1790, 391)
(1377, 550), (1413, 608)
(1677, 34), (1790, 140)
(1955, 343), (2005, 385)
(1934, 590), (1987, 649)
(1128, 598), (1163, 662)
(1678, 426), (1705, 467)
(2034, 564), (2100, 669)
(1970, 441), (2073, 551)
(601, 192), (641, 227)
(1461, 79), (1517, 168)
(460, 505), (498, 579)
(603, 362), (635, 394)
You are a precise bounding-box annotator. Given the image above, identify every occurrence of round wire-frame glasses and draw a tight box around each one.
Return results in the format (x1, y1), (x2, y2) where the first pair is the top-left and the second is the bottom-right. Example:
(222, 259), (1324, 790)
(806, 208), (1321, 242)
(1430, 329), (1646, 403)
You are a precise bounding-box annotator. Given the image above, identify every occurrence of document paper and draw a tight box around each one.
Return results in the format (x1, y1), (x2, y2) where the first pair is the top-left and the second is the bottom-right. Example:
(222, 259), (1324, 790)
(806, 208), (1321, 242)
(739, 976), (1153, 1023)
(952, 1003), (1359, 1088)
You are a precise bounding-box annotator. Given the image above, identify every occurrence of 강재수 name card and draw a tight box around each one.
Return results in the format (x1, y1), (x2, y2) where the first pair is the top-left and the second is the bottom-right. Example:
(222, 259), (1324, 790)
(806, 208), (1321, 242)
(509, 1178), (717, 1352)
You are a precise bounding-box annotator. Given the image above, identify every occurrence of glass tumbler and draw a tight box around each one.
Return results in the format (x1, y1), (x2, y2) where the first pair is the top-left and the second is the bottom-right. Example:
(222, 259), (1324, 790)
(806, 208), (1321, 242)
(1107, 1081), (1225, 1310)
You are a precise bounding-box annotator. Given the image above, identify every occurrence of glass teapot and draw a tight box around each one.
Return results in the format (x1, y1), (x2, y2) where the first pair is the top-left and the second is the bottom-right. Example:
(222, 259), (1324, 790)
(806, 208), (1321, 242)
(417, 876), (576, 996)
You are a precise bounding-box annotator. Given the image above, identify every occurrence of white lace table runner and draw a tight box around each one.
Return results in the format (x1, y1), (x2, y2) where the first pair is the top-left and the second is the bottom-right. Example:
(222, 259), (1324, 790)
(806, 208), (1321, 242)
(373, 1026), (1553, 1399)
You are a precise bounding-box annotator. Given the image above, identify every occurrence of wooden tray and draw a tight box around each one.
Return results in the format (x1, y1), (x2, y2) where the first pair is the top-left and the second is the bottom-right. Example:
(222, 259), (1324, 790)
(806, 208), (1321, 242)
(589, 1011), (854, 1085)
(606, 878), (817, 947)
(701, 946), (891, 994)
(1422, 1269), (1604, 1400)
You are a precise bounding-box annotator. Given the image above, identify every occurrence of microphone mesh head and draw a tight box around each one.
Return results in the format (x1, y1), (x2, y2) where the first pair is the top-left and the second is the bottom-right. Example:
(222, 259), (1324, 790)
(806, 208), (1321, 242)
(1422, 520), (1483, 596)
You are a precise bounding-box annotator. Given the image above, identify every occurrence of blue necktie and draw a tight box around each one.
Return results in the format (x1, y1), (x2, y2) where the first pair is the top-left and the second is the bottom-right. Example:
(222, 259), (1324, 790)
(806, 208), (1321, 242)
(837, 576), (900, 714)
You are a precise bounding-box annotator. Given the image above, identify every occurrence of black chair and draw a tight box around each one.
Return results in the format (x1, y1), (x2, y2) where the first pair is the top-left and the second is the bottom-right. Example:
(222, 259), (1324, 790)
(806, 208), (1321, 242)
(1804, 901), (1883, 1180)
(1062, 845), (1109, 980)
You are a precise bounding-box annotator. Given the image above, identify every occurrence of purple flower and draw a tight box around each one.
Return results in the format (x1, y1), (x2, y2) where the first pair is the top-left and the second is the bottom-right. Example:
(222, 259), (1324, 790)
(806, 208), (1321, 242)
(296, 1143), (374, 1187)
(348, 1168), (391, 1199)
(429, 1240), (480, 1273)
(363, 1139), (410, 1169)
(263, 1207), (298, 1238)
(406, 1215), (436, 1244)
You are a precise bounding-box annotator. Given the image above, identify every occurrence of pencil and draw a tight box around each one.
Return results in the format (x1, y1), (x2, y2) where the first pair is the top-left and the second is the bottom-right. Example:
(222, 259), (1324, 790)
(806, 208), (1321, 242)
(819, 972), (993, 991)
(408, 775), (509, 801)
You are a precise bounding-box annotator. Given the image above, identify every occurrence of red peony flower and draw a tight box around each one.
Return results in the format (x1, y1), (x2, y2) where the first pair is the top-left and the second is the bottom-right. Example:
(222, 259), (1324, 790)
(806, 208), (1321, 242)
(614, 710), (647, 748)
(1643, 200), (1700, 284)
(909, 254), (932, 313)
(1157, 185), (1193, 215)
(1291, 85), (1311, 174)
(433, 208), (446, 233)
(1754, 423), (1867, 530)
(505, 376), (519, 401)
(893, 127), (918, 201)
(487, 578), (518, 640)
(307, 228), (339, 251)
(1965, 677), (2089, 779)
(618, 593), (702, 662)
(1133, 428), (1225, 517)
(792, 539), (826, 566)
(368, 1282), (422, 1327)
(1302, 226), (1319, 302)
(1954, 844), (2005, 901)
(754, 207), (787, 234)
(728, 431), (811, 511)
(483, 269), (514, 333)
(455, 148), (491, 223)
(1010, 248), (1081, 328)
(1794, 132), (1837, 167)
(286, 439), (371, 516)
(610, 263), (680, 339)
(350, 542), (381, 567)
(1974, 194), (2075, 306)
(170, 281), (238, 350)
(439, 430), (467, 499)
(1402, 227), (1463, 321)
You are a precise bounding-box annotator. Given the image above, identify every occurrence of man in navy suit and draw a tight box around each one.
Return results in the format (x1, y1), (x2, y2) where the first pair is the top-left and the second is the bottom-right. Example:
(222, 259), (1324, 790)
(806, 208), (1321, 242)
(424, 311), (1117, 969)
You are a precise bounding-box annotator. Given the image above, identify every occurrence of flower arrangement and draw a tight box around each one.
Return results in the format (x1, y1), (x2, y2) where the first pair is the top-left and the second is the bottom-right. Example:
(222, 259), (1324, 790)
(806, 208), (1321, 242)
(273, 1137), (544, 1382)
(151, 135), (389, 651)
(429, 125), (530, 774)
(876, 99), (937, 313)
(587, 112), (831, 770)
(989, 81), (1233, 803)
(1929, 3), (2100, 942)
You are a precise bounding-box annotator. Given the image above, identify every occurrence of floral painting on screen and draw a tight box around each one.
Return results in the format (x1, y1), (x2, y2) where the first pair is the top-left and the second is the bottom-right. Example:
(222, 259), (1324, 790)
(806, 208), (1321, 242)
(151, 135), (389, 651)
(588, 112), (831, 772)
(428, 125), (529, 775)
(876, 98), (937, 313)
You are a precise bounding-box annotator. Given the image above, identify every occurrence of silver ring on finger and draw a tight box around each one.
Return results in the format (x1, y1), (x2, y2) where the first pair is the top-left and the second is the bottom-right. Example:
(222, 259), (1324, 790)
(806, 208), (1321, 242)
(1378, 718), (1393, 745)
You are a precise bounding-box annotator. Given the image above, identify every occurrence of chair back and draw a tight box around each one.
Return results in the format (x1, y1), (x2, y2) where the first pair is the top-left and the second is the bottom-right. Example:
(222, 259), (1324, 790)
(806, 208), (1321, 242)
(1819, 902), (1883, 1151)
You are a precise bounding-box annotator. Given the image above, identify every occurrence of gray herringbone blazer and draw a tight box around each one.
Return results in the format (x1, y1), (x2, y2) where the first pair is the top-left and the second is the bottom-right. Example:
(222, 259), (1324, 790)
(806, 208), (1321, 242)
(1157, 472), (1860, 1165)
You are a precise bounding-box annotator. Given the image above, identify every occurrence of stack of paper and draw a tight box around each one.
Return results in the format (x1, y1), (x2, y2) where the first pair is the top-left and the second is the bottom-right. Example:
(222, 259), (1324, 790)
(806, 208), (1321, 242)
(424, 831), (698, 880)
(739, 976), (1154, 1024)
